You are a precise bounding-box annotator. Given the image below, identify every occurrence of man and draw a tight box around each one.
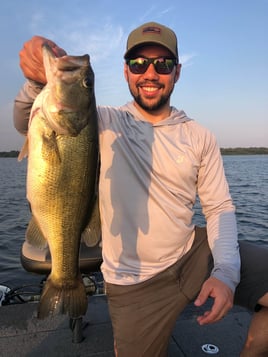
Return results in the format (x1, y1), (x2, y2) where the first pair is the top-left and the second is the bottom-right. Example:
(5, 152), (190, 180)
(14, 22), (268, 357)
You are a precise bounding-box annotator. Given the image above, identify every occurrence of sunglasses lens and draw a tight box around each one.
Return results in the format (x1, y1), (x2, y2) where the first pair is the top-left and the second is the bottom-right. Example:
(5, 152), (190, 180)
(127, 57), (176, 74)
(128, 58), (149, 74)
(155, 58), (175, 74)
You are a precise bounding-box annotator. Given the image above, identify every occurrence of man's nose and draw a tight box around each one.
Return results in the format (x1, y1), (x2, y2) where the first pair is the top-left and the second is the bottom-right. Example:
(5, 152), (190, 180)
(143, 63), (159, 78)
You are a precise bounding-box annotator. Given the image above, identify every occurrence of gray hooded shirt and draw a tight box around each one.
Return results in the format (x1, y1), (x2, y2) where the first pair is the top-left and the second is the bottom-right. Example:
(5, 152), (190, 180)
(98, 102), (240, 291)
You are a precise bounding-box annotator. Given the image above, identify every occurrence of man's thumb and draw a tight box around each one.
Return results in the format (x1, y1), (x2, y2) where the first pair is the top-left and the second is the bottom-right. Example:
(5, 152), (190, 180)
(194, 287), (209, 307)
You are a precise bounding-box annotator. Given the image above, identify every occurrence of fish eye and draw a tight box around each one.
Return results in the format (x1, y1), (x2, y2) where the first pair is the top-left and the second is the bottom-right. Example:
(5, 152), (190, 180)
(82, 77), (91, 88)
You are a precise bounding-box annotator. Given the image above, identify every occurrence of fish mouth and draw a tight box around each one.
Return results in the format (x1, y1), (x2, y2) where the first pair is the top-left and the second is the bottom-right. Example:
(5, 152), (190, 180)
(56, 54), (90, 71)
(43, 43), (90, 69)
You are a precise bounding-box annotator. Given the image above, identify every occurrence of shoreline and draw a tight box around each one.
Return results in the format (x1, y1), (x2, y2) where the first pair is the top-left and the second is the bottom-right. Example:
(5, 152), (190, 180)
(1, 147), (268, 157)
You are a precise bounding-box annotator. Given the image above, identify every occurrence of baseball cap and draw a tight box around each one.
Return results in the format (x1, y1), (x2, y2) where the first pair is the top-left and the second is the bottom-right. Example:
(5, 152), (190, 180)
(124, 22), (178, 60)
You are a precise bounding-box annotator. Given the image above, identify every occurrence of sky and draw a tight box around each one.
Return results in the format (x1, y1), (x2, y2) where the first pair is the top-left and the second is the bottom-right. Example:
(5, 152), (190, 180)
(0, 0), (267, 151)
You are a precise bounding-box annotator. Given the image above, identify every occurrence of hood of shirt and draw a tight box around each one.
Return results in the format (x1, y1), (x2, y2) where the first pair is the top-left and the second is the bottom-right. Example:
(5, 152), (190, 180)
(120, 101), (193, 127)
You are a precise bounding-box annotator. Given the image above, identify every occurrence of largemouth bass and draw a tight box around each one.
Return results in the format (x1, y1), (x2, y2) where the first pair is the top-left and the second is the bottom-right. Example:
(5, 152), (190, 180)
(19, 44), (100, 319)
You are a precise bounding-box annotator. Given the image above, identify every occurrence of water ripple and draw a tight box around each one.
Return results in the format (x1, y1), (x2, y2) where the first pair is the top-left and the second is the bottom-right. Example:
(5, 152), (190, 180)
(1, 156), (268, 286)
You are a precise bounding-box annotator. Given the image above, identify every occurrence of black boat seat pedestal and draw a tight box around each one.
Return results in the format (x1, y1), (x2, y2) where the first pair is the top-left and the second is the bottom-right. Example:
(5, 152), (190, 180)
(20, 240), (103, 343)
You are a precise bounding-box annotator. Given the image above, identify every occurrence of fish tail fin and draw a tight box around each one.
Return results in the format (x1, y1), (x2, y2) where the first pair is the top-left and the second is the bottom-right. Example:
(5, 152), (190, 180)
(37, 276), (88, 319)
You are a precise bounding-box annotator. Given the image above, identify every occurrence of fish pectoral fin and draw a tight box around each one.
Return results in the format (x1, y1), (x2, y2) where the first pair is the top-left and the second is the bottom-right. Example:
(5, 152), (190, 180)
(26, 216), (48, 248)
(82, 225), (101, 248)
(42, 132), (61, 163)
(17, 137), (29, 162)
(81, 199), (101, 247)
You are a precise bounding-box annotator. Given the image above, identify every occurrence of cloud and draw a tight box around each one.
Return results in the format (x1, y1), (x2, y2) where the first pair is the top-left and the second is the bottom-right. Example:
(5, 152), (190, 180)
(65, 23), (125, 61)
(139, 5), (156, 22)
(27, 13), (125, 62)
(180, 53), (197, 67)
(29, 12), (45, 33)
(159, 7), (174, 16)
(138, 5), (174, 23)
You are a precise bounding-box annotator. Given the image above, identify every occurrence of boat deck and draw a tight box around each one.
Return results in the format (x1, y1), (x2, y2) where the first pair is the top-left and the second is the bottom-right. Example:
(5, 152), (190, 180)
(0, 294), (252, 356)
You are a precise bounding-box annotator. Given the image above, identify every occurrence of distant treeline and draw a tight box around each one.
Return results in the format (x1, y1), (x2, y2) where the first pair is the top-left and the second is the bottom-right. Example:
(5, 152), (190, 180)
(0, 147), (268, 158)
(220, 147), (268, 155)
(0, 150), (20, 157)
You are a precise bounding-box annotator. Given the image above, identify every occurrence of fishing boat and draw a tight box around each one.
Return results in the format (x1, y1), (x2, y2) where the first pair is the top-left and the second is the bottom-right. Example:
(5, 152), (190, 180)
(0, 240), (252, 356)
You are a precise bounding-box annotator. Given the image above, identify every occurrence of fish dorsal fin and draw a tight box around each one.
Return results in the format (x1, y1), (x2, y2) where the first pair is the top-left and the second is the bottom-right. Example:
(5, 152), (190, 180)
(42, 44), (57, 84)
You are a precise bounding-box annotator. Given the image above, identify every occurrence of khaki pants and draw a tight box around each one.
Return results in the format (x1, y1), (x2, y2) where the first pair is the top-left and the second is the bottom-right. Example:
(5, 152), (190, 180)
(106, 227), (268, 357)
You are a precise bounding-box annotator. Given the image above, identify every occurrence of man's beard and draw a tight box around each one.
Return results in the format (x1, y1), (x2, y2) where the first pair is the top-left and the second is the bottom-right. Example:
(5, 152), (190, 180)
(129, 84), (174, 112)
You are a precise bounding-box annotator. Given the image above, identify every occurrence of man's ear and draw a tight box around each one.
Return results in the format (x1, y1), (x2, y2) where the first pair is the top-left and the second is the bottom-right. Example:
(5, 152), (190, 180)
(174, 63), (182, 83)
(124, 63), (129, 82)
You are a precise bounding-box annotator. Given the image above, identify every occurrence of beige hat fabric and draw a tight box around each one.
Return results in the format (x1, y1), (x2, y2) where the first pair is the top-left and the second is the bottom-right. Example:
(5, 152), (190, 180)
(124, 22), (178, 60)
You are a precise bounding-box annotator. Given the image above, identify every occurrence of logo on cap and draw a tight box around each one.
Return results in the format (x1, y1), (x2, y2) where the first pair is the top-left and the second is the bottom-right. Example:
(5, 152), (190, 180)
(142, 26), (161, 35)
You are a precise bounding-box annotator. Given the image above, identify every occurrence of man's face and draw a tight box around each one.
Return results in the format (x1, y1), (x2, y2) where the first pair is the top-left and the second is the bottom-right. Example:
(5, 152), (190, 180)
(124, 45), (181, 115)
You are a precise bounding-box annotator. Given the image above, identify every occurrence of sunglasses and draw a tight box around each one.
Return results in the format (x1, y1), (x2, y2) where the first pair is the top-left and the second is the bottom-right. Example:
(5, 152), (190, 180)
(126, 56), (178, 75)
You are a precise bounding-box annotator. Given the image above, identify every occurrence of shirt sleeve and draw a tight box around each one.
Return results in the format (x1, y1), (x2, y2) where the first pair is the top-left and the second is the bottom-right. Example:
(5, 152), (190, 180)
(13, 80), (44, 135)
(197, 131), (240, 292)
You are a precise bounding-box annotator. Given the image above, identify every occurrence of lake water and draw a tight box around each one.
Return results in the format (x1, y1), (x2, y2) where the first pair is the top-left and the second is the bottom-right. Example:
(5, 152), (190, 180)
(0, 156), (267, 288)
